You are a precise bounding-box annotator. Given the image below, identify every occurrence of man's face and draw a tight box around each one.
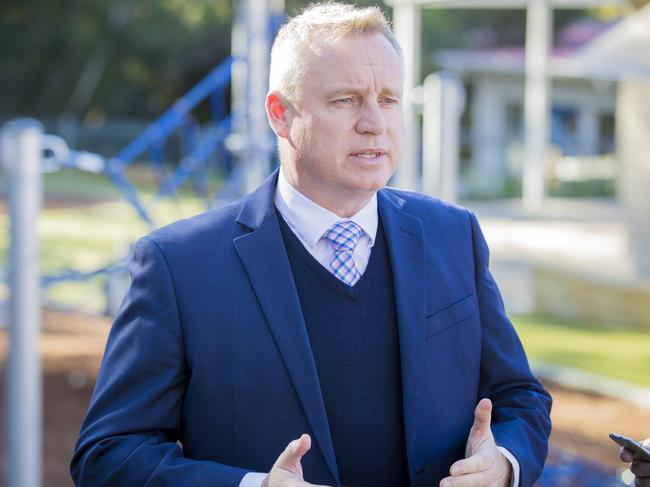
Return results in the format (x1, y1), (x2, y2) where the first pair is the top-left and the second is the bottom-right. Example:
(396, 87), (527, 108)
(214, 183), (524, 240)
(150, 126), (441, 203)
(281, 32), (403, 212)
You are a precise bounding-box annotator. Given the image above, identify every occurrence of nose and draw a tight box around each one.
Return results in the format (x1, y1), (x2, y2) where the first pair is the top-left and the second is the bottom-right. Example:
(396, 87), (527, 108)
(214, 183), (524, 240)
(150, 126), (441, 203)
(355, 100), (387, 136)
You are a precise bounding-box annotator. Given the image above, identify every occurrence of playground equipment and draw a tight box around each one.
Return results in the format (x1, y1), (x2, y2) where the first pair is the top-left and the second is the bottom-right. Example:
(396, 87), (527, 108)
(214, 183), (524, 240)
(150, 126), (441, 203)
(0, 2), (284, 485)
(1, 1), (286, 297)
(1, 119), (43, 487)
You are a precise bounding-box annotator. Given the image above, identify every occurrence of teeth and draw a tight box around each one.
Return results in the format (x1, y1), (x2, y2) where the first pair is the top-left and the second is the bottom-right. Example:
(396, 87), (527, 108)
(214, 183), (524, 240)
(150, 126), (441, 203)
(355, 152), (381, 159)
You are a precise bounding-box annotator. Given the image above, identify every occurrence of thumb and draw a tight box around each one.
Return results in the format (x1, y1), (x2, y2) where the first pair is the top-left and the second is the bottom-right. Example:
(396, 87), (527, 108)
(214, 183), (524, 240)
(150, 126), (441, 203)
(470, 398), (493, 438)
(275, 434), (312, 471)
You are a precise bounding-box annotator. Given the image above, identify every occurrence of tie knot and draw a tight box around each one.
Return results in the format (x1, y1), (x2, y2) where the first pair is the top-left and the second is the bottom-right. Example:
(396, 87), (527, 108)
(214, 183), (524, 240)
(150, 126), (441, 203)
(323, 221), (363, 252)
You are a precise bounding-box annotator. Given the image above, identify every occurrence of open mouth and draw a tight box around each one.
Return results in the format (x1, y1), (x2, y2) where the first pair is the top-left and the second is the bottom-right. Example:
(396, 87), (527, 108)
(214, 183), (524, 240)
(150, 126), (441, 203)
(350, 151), (385, 159)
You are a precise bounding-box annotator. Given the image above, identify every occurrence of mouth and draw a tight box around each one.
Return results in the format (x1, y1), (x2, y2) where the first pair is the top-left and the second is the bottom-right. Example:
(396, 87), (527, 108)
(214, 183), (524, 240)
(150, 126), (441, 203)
(349, 150), (387, 160)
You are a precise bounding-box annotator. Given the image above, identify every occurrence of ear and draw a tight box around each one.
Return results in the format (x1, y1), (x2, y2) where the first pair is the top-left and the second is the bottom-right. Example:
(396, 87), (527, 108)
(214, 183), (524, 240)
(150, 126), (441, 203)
(266, 92), (291, 139)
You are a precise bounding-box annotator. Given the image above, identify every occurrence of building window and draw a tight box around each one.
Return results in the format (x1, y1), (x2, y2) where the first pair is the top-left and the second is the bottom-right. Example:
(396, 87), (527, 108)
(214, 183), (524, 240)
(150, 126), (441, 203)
(598, 112), (615, 154)
(551, 106), (579, 156)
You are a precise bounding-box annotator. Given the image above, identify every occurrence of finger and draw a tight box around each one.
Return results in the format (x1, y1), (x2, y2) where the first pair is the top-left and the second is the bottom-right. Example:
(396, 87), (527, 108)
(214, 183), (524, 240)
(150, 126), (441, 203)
(471, 398), (493, 437)
(621, 447), (636, 463)
(631, 459), (650, 478)
(450, 453), (490, 476)
(274, 434), (312, 470)
(440, 472), (483, 487)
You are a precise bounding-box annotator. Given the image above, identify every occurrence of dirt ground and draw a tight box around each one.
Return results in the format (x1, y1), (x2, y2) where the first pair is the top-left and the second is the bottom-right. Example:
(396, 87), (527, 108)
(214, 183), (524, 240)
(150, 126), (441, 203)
(0, 309), (648, 486)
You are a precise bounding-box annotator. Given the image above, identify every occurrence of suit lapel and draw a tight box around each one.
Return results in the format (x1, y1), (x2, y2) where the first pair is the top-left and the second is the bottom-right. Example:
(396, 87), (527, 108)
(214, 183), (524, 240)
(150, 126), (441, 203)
(233, 171), (340, 485)
(378, 190), (426, 478)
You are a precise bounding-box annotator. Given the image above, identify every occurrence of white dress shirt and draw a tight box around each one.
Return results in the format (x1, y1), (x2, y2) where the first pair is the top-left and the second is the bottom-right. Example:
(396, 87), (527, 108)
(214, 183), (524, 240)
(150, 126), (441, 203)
(274, 168), (378, 276)
(239, 169), (520, 487)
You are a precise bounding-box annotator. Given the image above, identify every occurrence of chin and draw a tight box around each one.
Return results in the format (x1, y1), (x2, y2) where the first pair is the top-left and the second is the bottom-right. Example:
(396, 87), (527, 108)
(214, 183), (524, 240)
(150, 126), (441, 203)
(352, 178), (388, 194)
(363, 172), (393, 191)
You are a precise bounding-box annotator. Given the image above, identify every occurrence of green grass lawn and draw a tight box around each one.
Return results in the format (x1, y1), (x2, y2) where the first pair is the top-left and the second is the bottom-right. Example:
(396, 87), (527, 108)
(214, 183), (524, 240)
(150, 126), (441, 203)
(0, 168), (213, 312)
(1, 163), (225, 201)
(513, 314), (650, 388)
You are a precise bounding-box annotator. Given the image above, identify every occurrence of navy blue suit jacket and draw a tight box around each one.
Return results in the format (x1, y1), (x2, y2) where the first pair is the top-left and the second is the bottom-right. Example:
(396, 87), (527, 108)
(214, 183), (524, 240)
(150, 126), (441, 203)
(71, 170), (552, 486)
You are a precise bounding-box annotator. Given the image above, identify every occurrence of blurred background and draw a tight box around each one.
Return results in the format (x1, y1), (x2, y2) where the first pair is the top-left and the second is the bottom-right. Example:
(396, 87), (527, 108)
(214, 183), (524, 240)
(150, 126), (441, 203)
(0, 0), (649, 485)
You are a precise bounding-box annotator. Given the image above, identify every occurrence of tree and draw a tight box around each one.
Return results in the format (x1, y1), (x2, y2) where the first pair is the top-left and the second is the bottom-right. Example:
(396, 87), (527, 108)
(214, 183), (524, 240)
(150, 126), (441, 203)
(0, 0), (232, 120)
(0, 0), (633, 120)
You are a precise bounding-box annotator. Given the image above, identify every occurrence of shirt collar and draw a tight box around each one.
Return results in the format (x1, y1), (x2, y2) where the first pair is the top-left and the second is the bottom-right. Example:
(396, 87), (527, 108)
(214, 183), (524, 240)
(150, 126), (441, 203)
(274, 167), (378, 251)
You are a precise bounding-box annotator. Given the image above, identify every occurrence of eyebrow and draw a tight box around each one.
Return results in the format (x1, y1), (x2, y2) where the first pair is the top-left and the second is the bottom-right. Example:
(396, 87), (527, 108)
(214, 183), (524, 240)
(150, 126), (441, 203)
(324, 86), (401, 98)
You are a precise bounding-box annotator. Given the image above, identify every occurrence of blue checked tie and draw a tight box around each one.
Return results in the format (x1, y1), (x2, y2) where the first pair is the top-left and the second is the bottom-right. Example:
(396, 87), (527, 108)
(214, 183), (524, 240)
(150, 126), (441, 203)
(323, 220), (363, 286)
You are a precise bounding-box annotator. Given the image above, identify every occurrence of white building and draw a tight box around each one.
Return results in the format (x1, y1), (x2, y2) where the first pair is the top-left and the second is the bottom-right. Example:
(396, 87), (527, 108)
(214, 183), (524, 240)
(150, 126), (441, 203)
(575, 4), (650, 277)
(435, 20), (618, 197)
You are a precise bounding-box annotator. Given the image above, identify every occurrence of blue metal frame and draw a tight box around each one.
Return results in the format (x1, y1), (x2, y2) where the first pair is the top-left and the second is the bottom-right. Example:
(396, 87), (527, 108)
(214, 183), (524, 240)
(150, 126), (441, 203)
(19, 12), (289, 300)
(105, 56), (233, 226)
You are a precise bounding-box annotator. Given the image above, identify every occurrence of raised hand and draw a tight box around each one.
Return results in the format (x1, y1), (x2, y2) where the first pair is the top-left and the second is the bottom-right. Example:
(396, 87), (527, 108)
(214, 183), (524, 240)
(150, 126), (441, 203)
(620, 438), (650, 487)
(262, 434), (331, 487)
(440, 398), (512, 487)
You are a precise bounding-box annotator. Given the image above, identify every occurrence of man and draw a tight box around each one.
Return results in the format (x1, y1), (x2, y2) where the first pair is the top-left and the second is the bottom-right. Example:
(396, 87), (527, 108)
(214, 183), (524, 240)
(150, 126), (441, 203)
(71, 4), (552, 487)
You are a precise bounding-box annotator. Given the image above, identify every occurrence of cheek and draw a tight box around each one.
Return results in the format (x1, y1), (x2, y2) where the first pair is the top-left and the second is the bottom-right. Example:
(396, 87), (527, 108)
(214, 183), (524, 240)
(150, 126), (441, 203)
(289, 118), (312, 153)
(389, 118), (403, 156)
(311, 117), (344, 153)
(389, 112), (404, 136)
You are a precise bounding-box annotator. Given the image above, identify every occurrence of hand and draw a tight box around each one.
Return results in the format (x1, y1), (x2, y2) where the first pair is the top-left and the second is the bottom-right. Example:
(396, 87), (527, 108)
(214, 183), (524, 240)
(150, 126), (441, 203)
(262, 434), (331, 487)
(440, 398), (512, 487)
(620, 438), (650, 487)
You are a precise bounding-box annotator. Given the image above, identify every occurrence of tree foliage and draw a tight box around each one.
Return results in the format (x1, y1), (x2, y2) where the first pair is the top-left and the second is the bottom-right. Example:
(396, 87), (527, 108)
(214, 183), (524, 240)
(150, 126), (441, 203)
(0, 0), (631, 120)
(0, 0), (232, 119)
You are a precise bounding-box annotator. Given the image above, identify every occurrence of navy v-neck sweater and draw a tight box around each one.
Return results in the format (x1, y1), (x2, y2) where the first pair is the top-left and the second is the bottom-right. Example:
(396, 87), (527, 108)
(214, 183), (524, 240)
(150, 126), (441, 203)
(278, 214), (410, 487)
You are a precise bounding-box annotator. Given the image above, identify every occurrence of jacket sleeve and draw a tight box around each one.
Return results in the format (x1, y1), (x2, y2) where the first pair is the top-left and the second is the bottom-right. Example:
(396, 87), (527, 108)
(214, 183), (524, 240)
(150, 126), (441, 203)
(468, 211), (553, 487)
(70, 236), (251, 487)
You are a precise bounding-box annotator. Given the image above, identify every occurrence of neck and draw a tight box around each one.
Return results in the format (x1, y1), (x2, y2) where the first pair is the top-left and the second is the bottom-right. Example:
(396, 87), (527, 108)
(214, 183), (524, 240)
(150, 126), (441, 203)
(310, 192), (373, 218)
(282, 171), (373, 218)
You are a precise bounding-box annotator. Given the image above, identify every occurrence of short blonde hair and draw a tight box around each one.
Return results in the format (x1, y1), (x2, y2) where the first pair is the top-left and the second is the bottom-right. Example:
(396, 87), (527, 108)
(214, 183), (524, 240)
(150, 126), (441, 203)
(269, 2), (402, 101)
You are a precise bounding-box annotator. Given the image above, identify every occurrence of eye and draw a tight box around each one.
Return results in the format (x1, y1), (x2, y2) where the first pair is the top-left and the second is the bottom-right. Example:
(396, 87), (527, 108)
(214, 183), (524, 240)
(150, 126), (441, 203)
(333, 97), (354, 104)
(381, 96), (399, 105)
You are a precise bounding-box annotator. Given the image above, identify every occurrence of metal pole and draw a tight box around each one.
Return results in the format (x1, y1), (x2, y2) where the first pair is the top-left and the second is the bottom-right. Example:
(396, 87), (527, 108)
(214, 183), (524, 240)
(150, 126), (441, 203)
(229, 0), (249, 157)
(422, 72), (465, 202)
(1, 118), (43, 487)
(392, 1), (421, 191)
(244, 0), (273, 193)
(522, 0), (552, 210)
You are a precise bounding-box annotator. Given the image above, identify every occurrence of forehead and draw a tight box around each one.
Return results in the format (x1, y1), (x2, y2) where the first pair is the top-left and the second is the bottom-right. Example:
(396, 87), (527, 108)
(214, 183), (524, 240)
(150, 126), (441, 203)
(300, 33), (403, 93)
